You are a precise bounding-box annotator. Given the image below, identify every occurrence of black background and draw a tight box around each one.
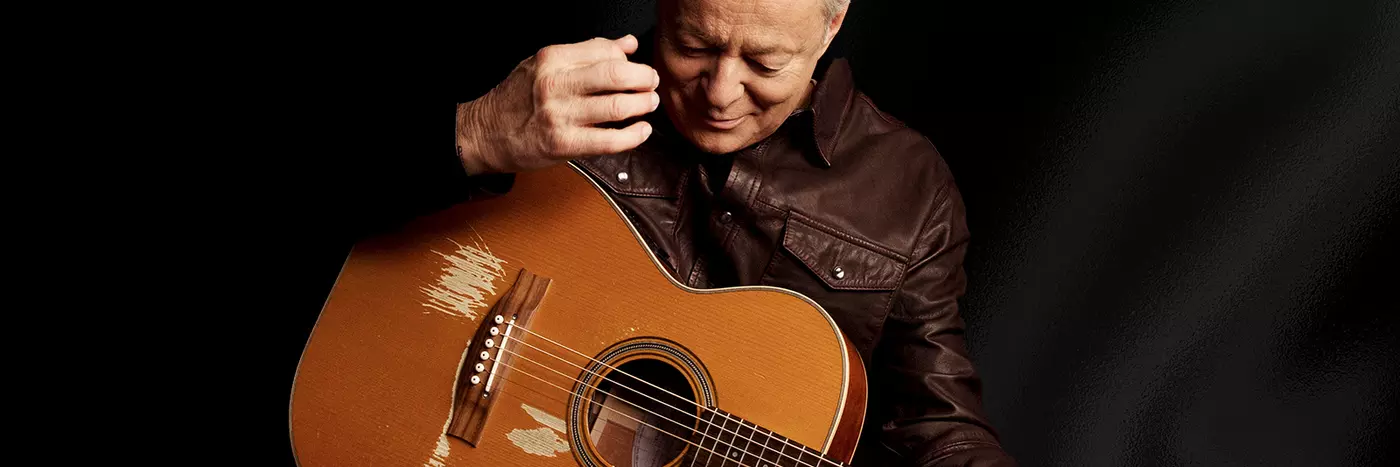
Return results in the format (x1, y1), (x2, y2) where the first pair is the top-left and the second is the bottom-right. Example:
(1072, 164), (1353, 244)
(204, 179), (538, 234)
(248, 0), (1398, 465)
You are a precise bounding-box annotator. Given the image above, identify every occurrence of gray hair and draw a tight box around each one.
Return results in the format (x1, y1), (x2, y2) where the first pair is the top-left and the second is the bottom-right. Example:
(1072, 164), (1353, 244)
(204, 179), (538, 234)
(821, 0), (850, 21)
(820, 0), (849, 43)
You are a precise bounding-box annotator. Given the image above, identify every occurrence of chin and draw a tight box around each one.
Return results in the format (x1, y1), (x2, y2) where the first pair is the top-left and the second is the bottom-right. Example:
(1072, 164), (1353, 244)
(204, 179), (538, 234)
(684, 130), (750, 154)
(678, 117), (767, 154)
(664, 106), (762, 154)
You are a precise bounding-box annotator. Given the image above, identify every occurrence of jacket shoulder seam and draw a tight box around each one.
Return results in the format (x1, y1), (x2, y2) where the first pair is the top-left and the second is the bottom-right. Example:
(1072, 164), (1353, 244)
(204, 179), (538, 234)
(910, 174), (955, 264)
(856, 92), (907, 130)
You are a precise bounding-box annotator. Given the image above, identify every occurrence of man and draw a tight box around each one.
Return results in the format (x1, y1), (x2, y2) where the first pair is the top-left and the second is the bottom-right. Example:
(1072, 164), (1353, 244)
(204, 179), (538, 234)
(454, 0), (1015, 465)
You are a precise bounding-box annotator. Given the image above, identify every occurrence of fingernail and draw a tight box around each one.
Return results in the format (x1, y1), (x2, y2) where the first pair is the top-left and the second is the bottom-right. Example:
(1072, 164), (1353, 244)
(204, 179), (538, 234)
(650, 92), (660, 109)
(642, 123), (652, 138)
(653, 69), (660, 87)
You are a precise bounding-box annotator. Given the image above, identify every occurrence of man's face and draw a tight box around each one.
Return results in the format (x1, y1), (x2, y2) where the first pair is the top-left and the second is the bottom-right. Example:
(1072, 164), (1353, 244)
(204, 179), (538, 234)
(656, 0), (841, 154)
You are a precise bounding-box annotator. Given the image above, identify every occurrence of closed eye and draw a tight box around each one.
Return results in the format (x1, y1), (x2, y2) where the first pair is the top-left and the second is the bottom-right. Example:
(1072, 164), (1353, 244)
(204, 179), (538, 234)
(678, 45), (712, 57)
(747, 59), (781, 74)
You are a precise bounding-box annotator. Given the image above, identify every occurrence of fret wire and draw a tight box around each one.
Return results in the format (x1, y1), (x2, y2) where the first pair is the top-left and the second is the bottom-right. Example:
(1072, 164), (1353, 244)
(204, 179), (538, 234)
(728, 412), (748, 466)
(797, 444), (814, 466)
(718, 413), (738, 466)
(716, 409), (768, 467)
(777, 431), (801, 467)
(742, 416), (762, 465)
(798, 441), (829, 466)
(722, 411), (733, 467)
(737, 417), (758, 466)
(711, 410), (727, 467)
(693, 409), (717, 467)
(753, 425), (780, 467)
(794, 430), (837, 467)
(737, 412), (839, 467)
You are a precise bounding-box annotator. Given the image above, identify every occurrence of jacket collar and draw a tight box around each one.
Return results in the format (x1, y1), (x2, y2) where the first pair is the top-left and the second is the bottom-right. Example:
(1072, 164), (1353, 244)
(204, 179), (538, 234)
(803, 55), (854, 168)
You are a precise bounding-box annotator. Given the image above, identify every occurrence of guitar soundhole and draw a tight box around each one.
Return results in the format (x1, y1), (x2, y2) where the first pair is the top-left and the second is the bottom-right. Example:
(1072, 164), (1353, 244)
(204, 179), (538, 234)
(585, 359), (697, 467)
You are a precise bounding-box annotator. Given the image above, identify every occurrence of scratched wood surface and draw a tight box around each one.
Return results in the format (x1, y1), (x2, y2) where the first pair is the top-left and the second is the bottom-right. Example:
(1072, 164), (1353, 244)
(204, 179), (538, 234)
(289, 162), (856, 467)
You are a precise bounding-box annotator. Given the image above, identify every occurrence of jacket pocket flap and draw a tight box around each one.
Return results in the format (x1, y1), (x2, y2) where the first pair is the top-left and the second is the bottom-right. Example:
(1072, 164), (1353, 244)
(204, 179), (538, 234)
(781, 214), (907, 291)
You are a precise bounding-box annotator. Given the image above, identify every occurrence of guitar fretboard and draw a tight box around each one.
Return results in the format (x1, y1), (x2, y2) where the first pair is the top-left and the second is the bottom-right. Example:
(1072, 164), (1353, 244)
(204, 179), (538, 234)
(679, 407), (845, 467)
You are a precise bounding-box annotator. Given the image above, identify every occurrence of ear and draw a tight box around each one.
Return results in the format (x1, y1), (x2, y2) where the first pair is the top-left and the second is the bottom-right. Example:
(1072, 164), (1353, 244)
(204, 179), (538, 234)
(818, 2), (850, 54)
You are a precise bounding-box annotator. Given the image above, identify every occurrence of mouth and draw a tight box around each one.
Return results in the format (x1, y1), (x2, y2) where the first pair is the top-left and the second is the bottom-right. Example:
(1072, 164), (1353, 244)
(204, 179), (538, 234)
(701, 114), (747, 130)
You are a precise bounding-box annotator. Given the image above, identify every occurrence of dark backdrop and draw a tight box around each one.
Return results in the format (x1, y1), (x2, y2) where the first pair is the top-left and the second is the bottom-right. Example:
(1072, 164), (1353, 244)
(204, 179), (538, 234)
(260, 0), (1398, 465)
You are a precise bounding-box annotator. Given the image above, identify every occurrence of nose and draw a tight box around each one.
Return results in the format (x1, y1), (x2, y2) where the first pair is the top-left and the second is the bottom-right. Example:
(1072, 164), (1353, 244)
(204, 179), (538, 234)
(701, 57), (744, 111)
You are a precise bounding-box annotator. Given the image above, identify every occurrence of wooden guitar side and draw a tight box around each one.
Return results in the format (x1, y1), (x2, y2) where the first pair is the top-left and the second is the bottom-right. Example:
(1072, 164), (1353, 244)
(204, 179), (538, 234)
(289, 161), (867, 466)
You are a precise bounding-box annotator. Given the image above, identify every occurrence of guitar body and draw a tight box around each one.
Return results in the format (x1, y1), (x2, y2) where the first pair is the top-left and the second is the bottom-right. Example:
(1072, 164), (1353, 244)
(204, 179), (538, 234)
(290, 162), (866, 466)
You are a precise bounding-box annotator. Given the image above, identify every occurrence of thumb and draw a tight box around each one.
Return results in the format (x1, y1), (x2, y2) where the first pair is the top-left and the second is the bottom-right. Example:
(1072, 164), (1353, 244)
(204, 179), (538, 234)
(615, 34), (639, 54)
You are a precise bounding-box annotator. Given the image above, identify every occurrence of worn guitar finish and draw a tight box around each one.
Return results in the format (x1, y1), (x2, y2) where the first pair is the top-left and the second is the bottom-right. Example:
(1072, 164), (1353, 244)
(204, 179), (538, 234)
(290, 161), (866, 466)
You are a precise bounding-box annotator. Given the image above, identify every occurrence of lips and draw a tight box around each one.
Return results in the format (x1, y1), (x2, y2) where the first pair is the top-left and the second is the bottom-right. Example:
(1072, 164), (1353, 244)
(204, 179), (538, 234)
(701, 114), (746, 130)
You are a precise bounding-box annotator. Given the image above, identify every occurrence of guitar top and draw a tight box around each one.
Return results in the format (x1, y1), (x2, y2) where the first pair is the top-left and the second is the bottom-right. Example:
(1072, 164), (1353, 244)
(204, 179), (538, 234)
(290, 161), (866, 466)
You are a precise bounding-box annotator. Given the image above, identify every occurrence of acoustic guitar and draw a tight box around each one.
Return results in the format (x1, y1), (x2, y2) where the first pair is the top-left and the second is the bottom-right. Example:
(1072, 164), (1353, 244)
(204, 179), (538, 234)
(289, 161), (867, 466)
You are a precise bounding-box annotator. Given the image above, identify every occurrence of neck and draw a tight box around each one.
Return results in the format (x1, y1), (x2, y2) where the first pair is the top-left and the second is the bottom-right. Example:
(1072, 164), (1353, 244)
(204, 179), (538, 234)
(797, 78), (818, 112)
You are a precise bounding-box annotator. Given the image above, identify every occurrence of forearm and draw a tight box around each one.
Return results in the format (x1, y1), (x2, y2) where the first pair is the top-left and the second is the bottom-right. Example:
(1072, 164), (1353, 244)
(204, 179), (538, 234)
(873, 312), (1014, 467)
(877, 179), (1015, 466)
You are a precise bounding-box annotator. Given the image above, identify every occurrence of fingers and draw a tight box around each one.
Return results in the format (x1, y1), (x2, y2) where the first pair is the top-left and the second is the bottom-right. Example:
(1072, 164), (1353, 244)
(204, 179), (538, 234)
(615, 34), (638, 54)
(566, 120), (654, 157)
(547, 34), (638, 65)
(565, 60), (659, 95)
(525, 34), (654, 160)
(572, 91), (660, 124)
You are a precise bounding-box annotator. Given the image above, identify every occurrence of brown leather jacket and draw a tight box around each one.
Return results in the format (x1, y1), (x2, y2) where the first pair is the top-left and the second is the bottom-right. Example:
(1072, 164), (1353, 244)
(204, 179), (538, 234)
(463, 56), (1013, 467)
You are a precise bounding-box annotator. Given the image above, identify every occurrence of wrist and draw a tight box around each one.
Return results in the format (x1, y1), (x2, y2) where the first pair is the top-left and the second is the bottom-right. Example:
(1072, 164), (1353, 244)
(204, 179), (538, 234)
(456, 100), (493, 175)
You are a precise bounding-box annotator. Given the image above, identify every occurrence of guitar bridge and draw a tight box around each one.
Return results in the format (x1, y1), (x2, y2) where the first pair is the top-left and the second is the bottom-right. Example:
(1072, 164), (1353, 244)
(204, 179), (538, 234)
(446, 268), (552, 446)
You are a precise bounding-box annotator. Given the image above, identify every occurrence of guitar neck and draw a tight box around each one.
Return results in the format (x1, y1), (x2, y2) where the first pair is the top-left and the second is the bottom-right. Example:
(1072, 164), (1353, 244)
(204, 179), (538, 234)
(685, 407), (846, 467)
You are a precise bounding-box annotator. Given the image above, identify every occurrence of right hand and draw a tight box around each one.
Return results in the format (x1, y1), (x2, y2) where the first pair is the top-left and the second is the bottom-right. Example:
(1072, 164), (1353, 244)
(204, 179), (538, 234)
(457, 34), (660, 175)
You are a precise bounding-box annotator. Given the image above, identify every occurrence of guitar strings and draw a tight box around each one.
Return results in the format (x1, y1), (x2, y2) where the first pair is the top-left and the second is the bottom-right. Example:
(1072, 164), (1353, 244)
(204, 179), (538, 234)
(493, 344), (829, 467)
(508, 323), (845, 466)
(486, 371), (763, 467)
(498, 339), (834, 467)
(490, 357), (758, 467)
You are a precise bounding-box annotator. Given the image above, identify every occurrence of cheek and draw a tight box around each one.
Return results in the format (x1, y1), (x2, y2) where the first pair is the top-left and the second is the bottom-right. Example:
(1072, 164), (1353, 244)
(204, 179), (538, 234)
(746, 79), (799, 110)
(661, 62), (705, 110)
(660, 55), (705, 87)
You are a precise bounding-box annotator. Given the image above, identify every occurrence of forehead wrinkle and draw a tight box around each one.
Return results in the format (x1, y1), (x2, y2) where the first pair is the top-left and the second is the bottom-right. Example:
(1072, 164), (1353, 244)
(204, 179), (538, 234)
(676, 21), (798, 57)
(676, 21), (724, 46)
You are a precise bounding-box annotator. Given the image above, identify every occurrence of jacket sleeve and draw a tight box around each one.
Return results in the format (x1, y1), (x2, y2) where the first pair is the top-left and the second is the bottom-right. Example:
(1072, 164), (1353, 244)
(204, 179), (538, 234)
(871, 177), (1016, 466)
